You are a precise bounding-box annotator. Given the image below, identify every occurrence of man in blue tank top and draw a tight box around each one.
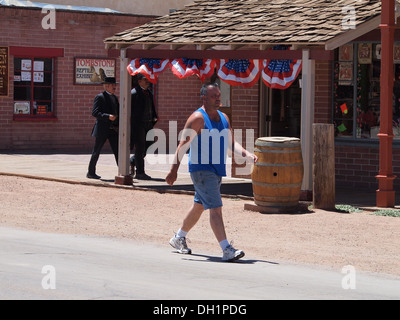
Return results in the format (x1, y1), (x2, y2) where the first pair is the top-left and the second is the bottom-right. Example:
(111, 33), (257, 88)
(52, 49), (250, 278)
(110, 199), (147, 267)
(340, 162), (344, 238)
(166, 83), (257, 262)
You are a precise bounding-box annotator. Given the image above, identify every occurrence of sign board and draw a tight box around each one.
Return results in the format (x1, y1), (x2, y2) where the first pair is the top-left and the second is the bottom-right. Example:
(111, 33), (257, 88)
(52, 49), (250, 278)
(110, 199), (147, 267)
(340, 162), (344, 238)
(74, 57), (116, 85)
(14, 101), (30, 114)
(0, 46), (9, 96)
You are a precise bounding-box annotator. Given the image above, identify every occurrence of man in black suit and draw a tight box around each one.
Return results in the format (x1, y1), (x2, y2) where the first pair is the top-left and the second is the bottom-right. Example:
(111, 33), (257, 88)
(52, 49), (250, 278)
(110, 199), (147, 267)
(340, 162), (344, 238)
(130, 73), (158, 180)
(87, 77), (119, 179)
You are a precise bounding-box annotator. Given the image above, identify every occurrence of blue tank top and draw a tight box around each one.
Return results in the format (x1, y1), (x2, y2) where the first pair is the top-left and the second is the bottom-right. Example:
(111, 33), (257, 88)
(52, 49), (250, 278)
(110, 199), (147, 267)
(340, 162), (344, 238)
(189, 108), (230, 176)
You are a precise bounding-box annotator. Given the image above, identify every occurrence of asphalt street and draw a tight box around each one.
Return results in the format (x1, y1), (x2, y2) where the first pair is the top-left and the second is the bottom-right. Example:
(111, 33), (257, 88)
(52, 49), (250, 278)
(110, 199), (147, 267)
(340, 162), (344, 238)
(1, 227), (399, 300)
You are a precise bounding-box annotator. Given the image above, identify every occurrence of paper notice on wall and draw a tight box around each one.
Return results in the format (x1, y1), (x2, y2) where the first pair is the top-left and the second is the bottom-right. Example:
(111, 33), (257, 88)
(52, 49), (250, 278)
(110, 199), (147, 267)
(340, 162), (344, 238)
(21, 59), (32, 71)
(34, 61), (44, 72)
(21, 71), (31, 81)
(34, 72), (44, 83)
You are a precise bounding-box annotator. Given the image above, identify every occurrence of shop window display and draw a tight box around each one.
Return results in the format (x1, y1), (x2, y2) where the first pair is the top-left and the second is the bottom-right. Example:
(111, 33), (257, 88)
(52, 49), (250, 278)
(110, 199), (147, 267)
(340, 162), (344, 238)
(333, 43), (400, 140)
(13, 57), (55, 117)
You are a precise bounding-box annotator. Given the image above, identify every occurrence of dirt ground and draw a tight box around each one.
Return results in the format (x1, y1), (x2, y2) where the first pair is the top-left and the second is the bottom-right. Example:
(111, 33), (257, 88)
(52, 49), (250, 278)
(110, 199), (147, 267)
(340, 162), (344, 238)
(1, 175), (400, 277)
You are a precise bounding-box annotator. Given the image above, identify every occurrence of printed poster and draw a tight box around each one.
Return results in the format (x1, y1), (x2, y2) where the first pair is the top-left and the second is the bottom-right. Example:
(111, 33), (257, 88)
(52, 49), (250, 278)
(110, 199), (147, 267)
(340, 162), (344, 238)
(358, 43), (372, 64)
(74, 58), (116, 85)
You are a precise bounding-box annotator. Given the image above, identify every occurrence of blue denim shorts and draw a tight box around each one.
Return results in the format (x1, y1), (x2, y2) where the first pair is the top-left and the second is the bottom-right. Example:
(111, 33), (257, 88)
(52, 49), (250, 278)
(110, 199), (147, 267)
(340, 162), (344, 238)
(190, 170), (223, 210)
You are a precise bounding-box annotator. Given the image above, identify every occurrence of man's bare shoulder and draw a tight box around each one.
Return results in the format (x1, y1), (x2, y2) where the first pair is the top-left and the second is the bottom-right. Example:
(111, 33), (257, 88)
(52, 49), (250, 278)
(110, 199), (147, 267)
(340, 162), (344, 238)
(185, 110), (205, 132)
(219, 111), (231, 128)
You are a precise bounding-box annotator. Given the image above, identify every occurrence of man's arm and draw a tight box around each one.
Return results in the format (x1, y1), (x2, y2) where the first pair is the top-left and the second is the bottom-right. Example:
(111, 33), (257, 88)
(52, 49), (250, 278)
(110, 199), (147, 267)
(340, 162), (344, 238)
(92, 94), (116, 122)
(165, 112), (204, 186)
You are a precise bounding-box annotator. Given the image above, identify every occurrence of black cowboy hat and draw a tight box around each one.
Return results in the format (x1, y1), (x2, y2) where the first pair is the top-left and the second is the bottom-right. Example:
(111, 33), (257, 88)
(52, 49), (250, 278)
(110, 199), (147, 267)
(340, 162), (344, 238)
(103, 77), (118, 84)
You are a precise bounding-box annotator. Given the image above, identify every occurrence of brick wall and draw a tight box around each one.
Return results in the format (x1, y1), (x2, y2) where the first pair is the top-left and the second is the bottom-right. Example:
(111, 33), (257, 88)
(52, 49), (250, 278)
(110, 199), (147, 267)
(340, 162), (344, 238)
(0, 6), (155, 151)
(336, 144), (400, 191)
(231, 83), (260, 178)
(315, 60), (332, 124)
(231, 84), (260, 132)
(155, 69), (203, 151)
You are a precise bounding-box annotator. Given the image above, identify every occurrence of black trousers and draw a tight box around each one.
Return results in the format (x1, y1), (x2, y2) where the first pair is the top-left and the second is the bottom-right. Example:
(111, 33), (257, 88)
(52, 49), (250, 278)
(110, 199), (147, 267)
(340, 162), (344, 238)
(88, 131), (118, 174)
(130, 125), (147, 174)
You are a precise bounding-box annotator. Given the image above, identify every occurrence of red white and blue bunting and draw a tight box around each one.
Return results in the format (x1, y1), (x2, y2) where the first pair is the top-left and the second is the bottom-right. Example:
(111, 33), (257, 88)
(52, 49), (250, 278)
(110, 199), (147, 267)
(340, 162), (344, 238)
(261, 46), (302, 89)
(170, 58), (216, 80)
(127, 50), (301, 89)
(127, 58), (170, 83)
(217, 59), (261, 88)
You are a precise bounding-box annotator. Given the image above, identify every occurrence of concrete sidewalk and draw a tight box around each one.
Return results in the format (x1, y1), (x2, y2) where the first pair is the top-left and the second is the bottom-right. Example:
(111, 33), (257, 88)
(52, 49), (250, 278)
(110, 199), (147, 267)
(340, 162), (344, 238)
(0, 152), (252, 199)
(0, 152), (389, 210)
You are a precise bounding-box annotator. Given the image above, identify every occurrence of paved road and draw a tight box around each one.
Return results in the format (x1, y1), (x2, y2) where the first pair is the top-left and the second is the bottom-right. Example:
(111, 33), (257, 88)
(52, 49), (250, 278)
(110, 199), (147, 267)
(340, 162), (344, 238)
(1, 227), (399, 300)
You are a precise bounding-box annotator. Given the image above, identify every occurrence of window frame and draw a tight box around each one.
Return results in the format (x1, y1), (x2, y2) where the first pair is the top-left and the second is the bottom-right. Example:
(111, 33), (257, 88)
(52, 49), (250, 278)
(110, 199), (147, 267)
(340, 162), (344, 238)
(10, 46), (63, 121)
(333, 42), (400, 145)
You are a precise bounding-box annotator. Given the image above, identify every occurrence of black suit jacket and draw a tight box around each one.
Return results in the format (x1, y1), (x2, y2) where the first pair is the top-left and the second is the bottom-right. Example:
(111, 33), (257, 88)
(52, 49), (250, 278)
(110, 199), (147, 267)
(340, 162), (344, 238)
(91, 91), (119, 138)
(131, 86), (157, 127)
(130, 86), (158, 144)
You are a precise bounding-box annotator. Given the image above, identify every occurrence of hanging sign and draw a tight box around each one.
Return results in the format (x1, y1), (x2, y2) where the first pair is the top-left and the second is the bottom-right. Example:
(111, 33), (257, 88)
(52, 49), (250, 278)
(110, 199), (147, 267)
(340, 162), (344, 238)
(0, 46), (9, 97)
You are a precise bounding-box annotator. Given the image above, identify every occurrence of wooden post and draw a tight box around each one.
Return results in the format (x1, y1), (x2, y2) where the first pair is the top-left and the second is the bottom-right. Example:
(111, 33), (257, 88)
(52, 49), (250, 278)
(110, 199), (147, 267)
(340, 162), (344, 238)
(115, 48), (133, 185)
(377, 0), (396, 207)
(313, 124), (335, 210)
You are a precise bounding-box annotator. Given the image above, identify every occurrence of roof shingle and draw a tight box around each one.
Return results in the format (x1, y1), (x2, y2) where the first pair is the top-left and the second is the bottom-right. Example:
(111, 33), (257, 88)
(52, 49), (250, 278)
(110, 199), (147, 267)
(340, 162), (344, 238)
(105, 0), (382, 48)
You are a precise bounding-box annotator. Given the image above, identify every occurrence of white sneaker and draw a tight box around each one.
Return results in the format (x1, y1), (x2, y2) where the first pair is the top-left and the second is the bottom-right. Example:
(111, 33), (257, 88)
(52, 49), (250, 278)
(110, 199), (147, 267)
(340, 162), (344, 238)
(169, 235), (192, 254)
(222, 245), (245, 262)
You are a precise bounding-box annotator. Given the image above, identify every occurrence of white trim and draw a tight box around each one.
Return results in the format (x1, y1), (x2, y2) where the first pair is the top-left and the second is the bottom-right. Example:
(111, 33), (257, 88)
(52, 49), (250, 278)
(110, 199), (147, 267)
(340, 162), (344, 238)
(300, 49), (315, 192)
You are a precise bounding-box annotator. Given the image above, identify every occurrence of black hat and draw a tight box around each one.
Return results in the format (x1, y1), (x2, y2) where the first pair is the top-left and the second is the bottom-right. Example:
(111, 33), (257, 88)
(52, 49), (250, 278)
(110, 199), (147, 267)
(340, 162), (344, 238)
(103, 77), (118, 84)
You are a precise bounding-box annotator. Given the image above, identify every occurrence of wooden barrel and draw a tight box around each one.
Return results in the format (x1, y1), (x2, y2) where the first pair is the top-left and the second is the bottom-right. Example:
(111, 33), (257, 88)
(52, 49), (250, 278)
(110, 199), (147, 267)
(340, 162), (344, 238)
(251, 137), (304, 208)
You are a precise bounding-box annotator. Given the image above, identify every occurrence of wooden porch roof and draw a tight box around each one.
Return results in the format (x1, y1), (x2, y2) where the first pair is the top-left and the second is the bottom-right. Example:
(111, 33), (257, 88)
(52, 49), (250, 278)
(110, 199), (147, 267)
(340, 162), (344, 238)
(105, 0), (383, 51)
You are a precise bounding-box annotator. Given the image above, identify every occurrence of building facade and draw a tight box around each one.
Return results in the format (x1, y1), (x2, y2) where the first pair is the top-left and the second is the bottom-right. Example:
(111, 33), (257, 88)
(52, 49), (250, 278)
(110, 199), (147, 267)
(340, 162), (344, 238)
(2, 1), (400, 194)
(0, 4), (156, 151)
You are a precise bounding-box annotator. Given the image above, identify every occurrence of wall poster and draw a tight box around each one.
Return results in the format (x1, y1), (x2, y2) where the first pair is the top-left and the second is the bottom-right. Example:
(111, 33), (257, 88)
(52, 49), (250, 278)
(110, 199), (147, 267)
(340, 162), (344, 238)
(358, 43), (372, 64)
(74, 57), (116, 85)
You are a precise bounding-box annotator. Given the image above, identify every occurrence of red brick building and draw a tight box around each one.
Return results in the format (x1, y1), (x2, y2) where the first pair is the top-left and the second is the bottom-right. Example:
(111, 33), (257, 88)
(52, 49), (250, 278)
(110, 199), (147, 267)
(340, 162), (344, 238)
(0, 4), (155, 151)
(2, 0), (400, 198)
(104, 0), (400, 196)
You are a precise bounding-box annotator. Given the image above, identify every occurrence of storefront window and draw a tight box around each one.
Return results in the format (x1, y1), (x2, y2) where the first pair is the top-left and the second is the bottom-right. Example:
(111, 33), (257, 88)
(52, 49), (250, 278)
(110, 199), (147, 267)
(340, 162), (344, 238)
(13, 57), (55, 117)
(333, 42), (400, 140)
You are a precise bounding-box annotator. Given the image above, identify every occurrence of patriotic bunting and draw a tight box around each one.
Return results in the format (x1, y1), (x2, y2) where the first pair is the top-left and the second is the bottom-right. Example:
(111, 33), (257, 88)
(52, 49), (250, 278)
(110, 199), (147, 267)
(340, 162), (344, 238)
(261, 46), (302, 89)
(170, 58), (216, 80)
(127, 58), (170, 83)
(127, 50), (301, 90)
(217, 59), (261, 88)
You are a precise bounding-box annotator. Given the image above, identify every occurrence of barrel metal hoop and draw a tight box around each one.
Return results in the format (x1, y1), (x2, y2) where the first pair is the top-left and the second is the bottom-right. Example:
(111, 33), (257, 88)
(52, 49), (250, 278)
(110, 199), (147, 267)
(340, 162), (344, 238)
(252, 181), (302, 188)
(254, 194), (299, 201)
(254, 148), (301, 154)
(254, 162), (303, 167)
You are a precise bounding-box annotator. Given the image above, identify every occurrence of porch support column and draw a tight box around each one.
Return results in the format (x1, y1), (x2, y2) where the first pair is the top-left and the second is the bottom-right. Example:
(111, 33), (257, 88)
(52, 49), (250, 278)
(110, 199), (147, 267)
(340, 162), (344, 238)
(300, 49), (315, 200)
(377, 0), (396, 207)
(115, 48), (133, 185)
